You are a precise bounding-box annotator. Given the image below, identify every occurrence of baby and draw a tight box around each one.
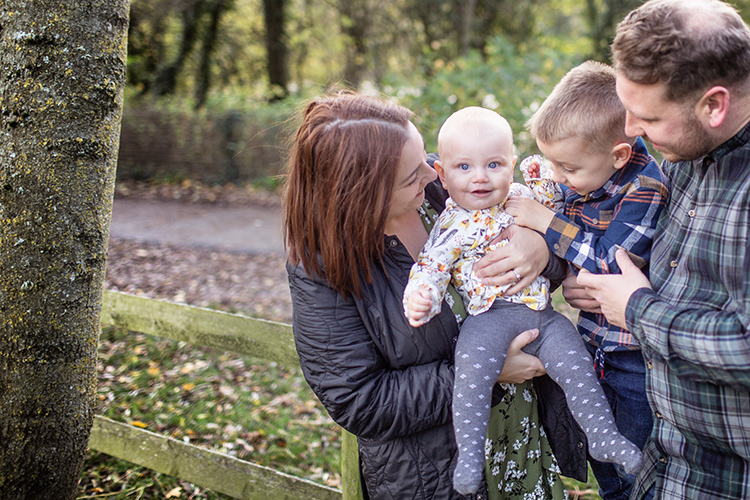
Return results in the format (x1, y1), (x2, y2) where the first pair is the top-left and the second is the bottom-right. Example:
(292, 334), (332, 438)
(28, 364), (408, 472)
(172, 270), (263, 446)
(403, 106), (642, 495)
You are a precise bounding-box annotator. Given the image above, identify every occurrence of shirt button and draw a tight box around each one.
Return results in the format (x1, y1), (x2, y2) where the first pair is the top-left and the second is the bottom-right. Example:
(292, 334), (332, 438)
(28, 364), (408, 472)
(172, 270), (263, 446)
(578, 441), (585, 449)
(554, 243), (560, 251)
(647, 361), (653, 369)
(688, 210), (696, 217)
(670, 260), (678, 268)
(659, 456), (667, 464)
(592, 219), (598, 224)
(390, 239), (398, 247)
(655, 411), (663, 419)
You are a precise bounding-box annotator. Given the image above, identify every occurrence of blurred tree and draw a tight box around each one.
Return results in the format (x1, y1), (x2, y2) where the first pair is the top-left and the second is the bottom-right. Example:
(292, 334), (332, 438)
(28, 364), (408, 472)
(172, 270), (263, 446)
(0, 0), (128, 498)
(339, 0), (370, 88)
(195, 0), (233, 108)
(263, 0), (289, 99)
(152, 0), (209, 96)
(586, 0), (643, 62)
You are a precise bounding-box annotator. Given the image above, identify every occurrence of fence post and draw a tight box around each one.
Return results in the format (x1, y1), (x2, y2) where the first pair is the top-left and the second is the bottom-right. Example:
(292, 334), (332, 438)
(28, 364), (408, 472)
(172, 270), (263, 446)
(340, 429), (364, 500)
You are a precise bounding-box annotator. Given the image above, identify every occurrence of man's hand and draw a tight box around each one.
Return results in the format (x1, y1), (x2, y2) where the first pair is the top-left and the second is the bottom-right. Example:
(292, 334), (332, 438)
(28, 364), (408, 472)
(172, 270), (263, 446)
(496, 329), (546, 384)
(475, 225), (549, 296)
(577, 249), (652, 328)
(562, 268), (601, 313)
(405, 287), (433, 327)
(505, 196), (555, 233)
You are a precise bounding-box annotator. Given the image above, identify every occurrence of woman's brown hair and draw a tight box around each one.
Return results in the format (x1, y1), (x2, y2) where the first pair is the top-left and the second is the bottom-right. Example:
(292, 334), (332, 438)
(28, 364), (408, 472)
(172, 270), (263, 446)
(283, 92), (413, 297)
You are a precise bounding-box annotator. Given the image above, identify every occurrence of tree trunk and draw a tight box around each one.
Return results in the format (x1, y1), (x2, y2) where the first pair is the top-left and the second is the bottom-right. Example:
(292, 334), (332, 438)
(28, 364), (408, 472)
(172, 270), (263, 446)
(339, 0), (370, 89)
(0, 1), (129, 499)
(152, 0), (207, 97)
(195, 0), (232, 109)
(263, 0), (288, 100)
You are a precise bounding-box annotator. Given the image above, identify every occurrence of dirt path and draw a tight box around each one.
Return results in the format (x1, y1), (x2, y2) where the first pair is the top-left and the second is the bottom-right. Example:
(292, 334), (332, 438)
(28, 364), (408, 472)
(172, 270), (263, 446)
(106, 192), (292, 323)
(111, 198), (284, 254)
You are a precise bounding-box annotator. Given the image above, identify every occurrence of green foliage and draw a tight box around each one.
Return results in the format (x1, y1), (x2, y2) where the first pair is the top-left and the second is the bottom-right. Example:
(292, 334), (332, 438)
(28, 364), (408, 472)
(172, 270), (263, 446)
(386, 36), (581, 157)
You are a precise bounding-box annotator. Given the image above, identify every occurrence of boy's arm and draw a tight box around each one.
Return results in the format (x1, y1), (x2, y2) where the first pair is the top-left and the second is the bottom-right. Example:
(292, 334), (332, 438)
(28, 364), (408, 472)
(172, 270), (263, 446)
(546, 180), (667, 275)
(506, 196), (556, 233)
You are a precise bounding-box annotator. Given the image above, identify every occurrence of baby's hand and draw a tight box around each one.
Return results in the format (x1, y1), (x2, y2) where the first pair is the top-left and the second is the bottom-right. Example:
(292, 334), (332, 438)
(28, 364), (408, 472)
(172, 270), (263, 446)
(526, 159), (541, 179)
(406, 287), (433, 327)
(505, 196), (555, 233)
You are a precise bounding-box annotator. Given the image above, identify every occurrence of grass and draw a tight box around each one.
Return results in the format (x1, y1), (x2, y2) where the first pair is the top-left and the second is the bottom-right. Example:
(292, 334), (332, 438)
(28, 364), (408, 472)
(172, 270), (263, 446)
(79, 326), (341, 499)
(80, 292), (601, 499)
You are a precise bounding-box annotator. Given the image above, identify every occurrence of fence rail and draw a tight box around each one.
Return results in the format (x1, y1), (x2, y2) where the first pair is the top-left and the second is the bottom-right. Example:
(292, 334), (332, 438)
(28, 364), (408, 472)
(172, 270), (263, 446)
(91, 290), (362, 500)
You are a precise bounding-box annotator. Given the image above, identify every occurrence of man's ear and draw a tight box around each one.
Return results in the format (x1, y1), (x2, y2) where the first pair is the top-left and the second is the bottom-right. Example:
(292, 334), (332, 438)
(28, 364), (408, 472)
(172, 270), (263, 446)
(612, 142), (633, 170)
(434, 160), (449, 190)
(697, 86), (729, 129)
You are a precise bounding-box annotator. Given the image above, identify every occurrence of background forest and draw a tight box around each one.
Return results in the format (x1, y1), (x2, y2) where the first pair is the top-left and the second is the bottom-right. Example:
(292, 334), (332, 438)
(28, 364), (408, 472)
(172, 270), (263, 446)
(119, 0), (750, 186)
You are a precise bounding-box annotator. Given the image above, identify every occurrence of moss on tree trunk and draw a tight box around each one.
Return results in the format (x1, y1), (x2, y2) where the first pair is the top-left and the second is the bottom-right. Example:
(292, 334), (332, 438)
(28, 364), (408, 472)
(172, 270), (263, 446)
(0, 1), (129, 498)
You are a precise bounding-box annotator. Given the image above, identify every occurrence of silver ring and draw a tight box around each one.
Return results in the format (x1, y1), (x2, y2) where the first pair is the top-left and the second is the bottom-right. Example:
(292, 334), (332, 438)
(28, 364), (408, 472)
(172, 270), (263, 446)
(512, 270), (522, 282)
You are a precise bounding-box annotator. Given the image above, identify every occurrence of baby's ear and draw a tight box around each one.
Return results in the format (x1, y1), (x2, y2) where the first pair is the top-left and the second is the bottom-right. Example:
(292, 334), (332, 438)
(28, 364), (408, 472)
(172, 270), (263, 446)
(612, 142), (632, 170)
(434, 160), (449, 189)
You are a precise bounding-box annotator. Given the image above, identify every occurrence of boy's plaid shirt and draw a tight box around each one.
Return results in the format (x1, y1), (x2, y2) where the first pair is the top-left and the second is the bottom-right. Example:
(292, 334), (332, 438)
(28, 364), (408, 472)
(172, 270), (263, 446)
(544, 137), (668, 351)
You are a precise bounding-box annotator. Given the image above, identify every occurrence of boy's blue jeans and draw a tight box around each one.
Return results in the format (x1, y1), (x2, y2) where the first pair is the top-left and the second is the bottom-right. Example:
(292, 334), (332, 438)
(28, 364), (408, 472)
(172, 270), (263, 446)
(585, 344), (654, 500)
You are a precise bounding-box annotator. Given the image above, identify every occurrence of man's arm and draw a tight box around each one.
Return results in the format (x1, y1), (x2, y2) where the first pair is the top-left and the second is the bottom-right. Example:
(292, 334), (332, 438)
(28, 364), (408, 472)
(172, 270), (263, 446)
(578, 250), (750, 390)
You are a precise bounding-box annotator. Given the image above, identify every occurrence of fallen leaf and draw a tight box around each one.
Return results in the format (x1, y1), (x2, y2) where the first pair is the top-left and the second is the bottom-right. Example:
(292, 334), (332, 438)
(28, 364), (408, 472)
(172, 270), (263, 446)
(166, 486), (182, 498)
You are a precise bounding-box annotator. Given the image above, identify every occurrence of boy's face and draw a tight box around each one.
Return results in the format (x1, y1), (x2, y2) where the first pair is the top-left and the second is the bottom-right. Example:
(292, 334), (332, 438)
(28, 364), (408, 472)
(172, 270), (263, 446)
(537, 137), (620, 196)
(435, 129), (516, 211)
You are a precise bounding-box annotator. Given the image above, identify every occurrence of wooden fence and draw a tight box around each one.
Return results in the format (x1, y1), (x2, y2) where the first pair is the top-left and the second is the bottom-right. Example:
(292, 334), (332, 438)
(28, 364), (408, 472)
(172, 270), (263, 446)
(90, 290), (363, 500)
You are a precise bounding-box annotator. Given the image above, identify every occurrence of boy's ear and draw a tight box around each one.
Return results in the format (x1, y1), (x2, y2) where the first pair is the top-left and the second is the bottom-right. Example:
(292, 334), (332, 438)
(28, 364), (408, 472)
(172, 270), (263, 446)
(612, 142), (633, 170)
(434, 160), (449, 190)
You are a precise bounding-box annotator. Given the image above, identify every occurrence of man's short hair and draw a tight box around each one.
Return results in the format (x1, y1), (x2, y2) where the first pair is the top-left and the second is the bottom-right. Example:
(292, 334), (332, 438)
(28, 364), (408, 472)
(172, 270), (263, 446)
(527, 60), (630, 153)
(612, 0), (750, 102)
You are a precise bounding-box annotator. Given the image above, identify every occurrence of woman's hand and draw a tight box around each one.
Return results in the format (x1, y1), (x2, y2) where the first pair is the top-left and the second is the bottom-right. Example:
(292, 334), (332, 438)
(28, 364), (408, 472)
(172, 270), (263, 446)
(475, 225), (549, 296)
(495, 329), (546, 384)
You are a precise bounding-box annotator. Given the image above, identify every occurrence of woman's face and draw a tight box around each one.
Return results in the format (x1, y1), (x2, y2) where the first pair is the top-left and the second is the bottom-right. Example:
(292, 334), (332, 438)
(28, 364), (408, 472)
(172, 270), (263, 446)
(386, 122), (437, 226)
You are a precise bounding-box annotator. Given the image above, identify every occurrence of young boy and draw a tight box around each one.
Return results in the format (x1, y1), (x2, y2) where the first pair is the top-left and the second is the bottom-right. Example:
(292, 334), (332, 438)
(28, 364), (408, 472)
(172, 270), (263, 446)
(506, 60), (669, 500)
(403, 105), (643, 496)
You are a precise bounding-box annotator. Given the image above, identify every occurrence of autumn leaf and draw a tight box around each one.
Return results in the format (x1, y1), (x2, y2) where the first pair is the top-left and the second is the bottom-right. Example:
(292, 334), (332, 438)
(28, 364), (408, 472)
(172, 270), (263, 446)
(165, 486), (182, 498)
(130, 420), (148, 428)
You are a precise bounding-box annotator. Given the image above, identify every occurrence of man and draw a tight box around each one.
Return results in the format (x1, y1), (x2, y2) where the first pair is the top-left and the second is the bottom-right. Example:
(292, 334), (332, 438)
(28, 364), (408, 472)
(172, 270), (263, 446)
(574, 0), (750, 499)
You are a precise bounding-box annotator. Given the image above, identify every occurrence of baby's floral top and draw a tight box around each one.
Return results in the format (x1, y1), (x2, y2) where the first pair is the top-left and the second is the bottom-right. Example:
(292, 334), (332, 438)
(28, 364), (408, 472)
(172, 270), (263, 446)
(403, 182), (550, 322)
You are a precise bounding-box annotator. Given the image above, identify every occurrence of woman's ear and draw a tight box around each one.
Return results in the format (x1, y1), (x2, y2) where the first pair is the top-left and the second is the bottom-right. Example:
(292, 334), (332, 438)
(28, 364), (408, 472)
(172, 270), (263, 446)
(697, 86), (729, 129)
(612, 142), (633, 170)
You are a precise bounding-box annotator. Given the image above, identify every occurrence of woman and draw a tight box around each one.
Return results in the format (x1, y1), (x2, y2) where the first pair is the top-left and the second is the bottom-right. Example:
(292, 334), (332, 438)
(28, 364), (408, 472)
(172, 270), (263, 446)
(283, 92), (584, 499)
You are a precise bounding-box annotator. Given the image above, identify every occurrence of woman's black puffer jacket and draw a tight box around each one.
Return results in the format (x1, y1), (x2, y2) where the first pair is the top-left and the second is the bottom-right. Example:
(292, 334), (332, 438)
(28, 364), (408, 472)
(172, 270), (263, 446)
(287, 181), (587, 499)
(287, 181), (485, 499)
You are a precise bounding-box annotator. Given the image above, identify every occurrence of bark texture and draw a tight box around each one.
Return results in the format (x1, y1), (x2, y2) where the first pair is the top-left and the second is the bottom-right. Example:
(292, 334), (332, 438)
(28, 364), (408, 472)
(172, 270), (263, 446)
(0, 1), (129, 498)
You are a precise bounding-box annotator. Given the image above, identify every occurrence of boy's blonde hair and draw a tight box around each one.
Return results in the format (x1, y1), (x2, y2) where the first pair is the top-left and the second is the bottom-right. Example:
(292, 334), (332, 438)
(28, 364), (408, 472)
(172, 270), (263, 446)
(527, 60), (632, 153)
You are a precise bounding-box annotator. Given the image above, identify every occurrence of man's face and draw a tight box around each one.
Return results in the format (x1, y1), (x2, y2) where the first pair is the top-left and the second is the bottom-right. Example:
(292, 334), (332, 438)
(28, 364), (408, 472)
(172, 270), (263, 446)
(616, 75), (715, 162)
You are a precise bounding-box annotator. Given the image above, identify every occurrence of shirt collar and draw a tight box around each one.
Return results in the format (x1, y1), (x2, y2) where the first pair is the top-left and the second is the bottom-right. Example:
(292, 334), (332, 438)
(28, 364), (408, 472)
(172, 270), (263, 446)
(708, 118), (750, 162)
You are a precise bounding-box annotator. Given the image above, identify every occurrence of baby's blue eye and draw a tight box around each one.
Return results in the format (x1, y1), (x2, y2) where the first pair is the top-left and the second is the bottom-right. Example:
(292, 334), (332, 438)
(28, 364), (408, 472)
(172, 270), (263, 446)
(488, 161), (499, 169)
(459, 163), (470, 171)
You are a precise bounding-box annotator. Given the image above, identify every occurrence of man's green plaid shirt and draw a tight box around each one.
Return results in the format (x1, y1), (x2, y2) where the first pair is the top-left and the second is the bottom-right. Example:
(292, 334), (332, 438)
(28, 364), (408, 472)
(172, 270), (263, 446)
(628, 120), (750, 499)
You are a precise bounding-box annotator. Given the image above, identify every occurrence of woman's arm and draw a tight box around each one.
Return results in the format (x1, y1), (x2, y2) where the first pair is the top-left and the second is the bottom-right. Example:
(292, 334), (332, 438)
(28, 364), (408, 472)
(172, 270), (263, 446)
(474, 225), (550, 296)
(288, 264), (455, 442)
